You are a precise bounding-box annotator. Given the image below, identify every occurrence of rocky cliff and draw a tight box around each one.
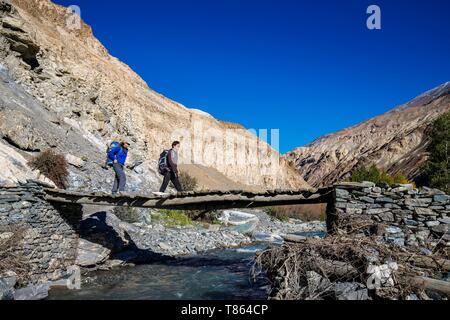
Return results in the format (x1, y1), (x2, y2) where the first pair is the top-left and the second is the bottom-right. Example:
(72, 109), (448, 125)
(0, 0), (307, 191)
(286, 82), (450, 187)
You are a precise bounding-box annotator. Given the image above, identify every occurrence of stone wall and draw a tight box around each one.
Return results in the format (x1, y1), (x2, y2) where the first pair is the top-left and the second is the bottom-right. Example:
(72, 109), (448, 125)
(0, 180), (81, 285)
(329, 182), (450, 251)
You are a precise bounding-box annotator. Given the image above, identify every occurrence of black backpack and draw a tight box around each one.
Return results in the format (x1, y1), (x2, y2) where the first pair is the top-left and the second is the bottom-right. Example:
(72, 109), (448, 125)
(158, 150), (170, 175)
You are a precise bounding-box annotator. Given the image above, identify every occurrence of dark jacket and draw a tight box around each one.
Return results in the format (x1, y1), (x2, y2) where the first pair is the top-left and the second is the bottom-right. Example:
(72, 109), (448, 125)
(108, 146), (128, 166)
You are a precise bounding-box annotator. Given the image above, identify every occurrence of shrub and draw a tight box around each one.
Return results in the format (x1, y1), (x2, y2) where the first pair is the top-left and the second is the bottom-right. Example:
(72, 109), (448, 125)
(179, 171), (198, 191)
(184, 210), (219, 223)
(113, 207), (142, 224)
(153, 209), (192, 227)
(153, 208), (218, 225)
(350, 165), (412, 186)
(28, 149), (69, 189)
(423, 112), (450, 193)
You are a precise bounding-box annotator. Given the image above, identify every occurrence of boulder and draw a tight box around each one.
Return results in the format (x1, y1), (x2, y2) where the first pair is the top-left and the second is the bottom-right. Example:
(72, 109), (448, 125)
(75, 239), (111, 267)
(13, 284), (49, 301)
(0, 273), (16, 300)
(334, 282), (369, 300)
(219, 211), (259, 234)
(158, 242), (172, 251)
(65, 154), (85, 168)
(307, 271), (332, 298)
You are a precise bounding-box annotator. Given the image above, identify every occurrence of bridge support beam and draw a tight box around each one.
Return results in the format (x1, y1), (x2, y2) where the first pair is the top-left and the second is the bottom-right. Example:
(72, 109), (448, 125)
(44, 188), (334, 211)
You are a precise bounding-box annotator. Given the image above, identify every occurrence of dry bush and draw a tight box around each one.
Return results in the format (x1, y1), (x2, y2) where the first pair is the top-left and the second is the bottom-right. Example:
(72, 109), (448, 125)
(0, 225), (30, 285)
(179, 171), (198, 191)
(253, 212), (450, 301)
(266, 204), (326, 222)
(253, 235), (448, 300)
(28, 149), (69, 189)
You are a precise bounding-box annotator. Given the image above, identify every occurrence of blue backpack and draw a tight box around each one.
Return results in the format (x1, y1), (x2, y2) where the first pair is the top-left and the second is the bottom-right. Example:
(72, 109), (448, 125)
(106, 141), (120, 167)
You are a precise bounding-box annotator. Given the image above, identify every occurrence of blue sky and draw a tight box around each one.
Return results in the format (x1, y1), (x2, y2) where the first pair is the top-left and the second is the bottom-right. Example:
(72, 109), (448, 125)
(53, 0), (450, 153)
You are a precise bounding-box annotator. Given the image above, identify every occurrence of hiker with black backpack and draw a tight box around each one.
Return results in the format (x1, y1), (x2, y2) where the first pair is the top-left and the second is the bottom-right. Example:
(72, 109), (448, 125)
(106, 141), (130, 195)
(155, 141), (183, 195)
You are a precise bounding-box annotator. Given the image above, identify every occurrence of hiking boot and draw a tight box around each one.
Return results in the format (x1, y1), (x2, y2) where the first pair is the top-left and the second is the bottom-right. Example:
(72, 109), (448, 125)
(152, 191), (171, 198)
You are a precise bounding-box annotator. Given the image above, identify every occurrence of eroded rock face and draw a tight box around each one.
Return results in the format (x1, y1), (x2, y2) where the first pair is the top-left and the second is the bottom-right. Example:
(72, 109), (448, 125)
(0, 0), (308, 191)
(286, 82), (450, 187)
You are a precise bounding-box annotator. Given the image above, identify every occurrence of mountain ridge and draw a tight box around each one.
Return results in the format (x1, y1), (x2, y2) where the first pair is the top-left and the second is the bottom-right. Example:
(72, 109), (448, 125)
(0, 0), (308, 190)
(286, 82), (450, 187)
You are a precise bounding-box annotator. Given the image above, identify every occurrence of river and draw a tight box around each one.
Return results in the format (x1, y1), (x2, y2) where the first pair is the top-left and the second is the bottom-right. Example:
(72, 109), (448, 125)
(48, 243), (270, 300)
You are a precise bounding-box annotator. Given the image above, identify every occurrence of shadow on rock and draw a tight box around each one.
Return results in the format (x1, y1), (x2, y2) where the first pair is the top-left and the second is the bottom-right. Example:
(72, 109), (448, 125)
(78, 212), (173, 267)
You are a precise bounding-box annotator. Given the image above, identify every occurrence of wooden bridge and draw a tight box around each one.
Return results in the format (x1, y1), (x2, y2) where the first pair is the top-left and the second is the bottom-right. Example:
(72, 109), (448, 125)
(44, 187), (334, 211)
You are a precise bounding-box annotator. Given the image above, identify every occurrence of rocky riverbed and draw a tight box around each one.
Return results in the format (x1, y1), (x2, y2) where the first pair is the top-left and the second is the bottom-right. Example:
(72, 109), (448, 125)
(47, 209), (326, 300)
(1, 203), (325, 300)
(76, 207), (326, 269)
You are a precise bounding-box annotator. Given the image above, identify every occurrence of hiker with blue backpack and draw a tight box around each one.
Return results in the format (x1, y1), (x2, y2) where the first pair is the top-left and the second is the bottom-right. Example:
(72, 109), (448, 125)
(106, 141), (130, 195)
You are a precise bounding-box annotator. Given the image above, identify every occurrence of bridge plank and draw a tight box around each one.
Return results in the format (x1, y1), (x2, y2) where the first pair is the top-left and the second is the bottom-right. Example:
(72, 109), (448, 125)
(43, 187), (333, 211)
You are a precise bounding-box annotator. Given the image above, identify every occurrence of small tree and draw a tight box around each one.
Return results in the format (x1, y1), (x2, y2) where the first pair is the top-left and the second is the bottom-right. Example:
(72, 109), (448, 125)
(351, 165), (385, 184)
(423, 112), (450, 193)
(28, 149), (69, 189)
(350, 165), (412, 186)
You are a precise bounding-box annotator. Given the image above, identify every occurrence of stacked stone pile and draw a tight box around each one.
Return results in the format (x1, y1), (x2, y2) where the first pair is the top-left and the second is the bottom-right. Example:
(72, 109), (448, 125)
(0, 180), (80, 285)
(332, 182), (450, 251)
